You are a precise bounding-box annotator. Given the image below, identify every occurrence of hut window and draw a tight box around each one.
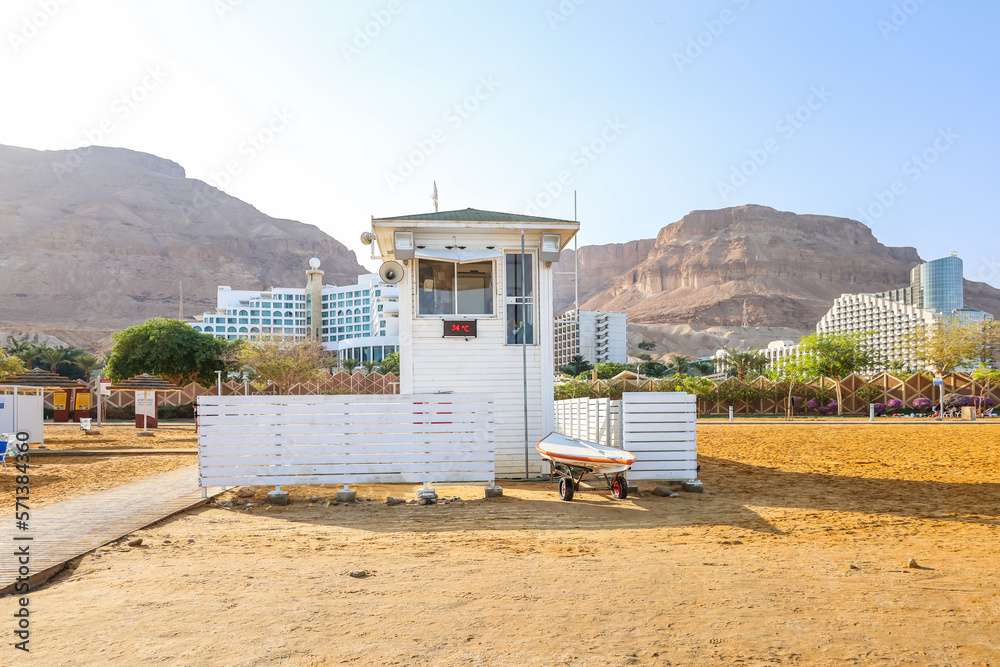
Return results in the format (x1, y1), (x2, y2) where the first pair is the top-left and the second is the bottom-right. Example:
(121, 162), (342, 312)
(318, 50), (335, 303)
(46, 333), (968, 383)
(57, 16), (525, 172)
(505, 253), (534, 345)
(417, 260), (494, 316)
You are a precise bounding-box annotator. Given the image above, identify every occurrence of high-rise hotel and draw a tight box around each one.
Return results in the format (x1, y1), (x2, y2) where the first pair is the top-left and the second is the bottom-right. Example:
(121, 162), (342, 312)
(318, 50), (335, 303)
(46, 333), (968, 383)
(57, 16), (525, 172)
(187, 259), (400, 363)
(816, 254), (992, 370)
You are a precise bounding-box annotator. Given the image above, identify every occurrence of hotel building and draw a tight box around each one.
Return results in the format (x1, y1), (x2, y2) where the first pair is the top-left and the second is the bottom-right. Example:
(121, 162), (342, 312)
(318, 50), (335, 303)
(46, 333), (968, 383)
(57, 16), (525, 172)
(816, 254), (992, 371)
(187, 260), (400, 363)
(553, 309), (628, 371)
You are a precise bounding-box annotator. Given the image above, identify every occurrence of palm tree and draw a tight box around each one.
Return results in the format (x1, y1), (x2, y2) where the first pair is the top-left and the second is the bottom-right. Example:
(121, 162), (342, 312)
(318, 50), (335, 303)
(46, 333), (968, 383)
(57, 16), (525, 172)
(5, 338), (40, 369)
(689, 360), (716, 376)
(341, 358), (360, 374)
(559, 354), (592, 376)
(361, 359), (379, 375)
(36, 346), (70, 376)
(74, 353), (102, 381)
(719, 347), (768, 381)
(668, 354), (690, 376)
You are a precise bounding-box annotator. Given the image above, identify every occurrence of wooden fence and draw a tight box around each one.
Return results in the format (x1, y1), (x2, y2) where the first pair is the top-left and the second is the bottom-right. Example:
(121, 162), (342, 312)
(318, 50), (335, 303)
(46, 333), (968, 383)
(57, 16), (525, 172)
(197, 393), (495, 488)
(44, 372), (400, 410)
(555, 392), (698, 481)
(560, 372), (999, 415)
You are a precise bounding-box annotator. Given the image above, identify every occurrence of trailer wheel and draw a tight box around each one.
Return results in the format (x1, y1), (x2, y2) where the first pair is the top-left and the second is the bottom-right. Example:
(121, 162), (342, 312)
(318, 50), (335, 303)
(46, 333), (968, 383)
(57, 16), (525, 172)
(611, 475), (628, 499)
(558, 477), (574, 501)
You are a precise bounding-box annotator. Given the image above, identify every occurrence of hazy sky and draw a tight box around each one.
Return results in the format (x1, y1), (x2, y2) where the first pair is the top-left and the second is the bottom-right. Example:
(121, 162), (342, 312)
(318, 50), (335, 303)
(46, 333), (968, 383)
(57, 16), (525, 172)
(3, 1), (998, 287)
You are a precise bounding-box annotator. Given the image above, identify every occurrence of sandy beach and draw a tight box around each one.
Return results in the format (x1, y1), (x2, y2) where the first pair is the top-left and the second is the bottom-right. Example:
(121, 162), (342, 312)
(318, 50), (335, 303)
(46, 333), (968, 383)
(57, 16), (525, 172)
(12, 422), (1000, 665)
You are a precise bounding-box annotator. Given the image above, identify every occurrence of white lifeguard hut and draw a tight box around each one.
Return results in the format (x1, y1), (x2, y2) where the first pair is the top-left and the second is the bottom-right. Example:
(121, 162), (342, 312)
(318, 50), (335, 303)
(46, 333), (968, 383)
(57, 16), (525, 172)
(367, 208), (579, 478)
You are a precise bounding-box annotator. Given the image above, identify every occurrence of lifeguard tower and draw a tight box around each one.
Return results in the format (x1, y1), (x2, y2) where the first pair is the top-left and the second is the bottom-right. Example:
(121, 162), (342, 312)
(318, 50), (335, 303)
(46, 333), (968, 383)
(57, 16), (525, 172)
(366, 208), (579, 478)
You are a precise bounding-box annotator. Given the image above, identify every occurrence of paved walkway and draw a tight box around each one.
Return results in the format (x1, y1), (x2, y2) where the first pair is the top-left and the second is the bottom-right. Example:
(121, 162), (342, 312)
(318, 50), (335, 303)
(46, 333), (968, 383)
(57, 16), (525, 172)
(31, 449), (197, 457)
(0, 466), (214, 594)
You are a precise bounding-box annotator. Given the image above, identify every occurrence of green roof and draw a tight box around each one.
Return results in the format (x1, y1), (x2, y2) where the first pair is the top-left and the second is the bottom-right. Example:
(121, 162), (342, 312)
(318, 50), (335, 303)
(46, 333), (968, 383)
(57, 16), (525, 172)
(373, 208), (577, 224)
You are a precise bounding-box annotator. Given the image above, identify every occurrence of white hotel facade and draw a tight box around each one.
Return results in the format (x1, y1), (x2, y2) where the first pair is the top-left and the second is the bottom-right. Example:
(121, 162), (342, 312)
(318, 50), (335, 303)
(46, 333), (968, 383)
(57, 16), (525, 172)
(553, 309), (628, 371)
(188, 261), (400, 363)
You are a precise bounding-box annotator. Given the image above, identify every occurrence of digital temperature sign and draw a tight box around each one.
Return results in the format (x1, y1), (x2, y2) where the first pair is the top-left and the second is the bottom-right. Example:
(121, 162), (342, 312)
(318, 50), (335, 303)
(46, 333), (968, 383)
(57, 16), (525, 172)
(443, 320), (477, 338)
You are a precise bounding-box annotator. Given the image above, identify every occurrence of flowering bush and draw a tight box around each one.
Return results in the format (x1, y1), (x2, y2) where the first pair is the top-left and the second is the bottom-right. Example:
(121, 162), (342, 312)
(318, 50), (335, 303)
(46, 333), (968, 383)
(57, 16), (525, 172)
(872, 402), (887, 416)
(887, 399), (902, 410)
(806, 399), (817, 411)
(817, 405), (831, 415)
(827, 401), (838, 411)
(911, 398), (932, 410)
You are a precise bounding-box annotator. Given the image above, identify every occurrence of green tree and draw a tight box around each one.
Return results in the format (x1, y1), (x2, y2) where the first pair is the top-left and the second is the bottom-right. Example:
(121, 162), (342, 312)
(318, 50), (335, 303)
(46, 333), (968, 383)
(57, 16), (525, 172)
(904, 318), (977, 377)
(593, 361), (629, 379)
(718, 347), (767, 381)
(689, 360), (717, 376)
(379, 352), (400, 376)
(635, 352), (652, 362)
(73, 353), (102, 381)
(972, 364), (1000, 402)
(36, 346), (74, 378)
(637, 341), (655, 351)
(341, 358), (360, 374)
(236, 335), (325, 393)
(793, 332), (880, 416)
(667, 354), (690, 376)
(0, 349), (26, 378)
(361, 359), (379, 375)
(559, 354), (592, 376)
(971, 320), (1000, 366)
(638, 361), (669, 378)
(4, 338), (41, 370)
(105, 318), (236, 386)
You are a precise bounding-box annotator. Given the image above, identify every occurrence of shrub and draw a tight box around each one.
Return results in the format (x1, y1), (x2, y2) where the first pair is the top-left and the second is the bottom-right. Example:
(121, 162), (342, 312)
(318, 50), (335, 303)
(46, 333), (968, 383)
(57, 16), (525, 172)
(872, 402), (887, 416)
(887, 399), (902, 410)
(806, 399), (817, 411)
(817, 406), (831, 415)
(911, 397), (932, 410)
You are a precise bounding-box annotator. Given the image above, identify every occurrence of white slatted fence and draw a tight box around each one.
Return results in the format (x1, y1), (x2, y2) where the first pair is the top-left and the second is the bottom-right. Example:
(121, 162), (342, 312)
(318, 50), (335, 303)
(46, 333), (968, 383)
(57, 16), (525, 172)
(553, 397), (622, 448)
(554, 392), (697, 481)
(198, 394), (495, 487)
(621, 392), (697, 481)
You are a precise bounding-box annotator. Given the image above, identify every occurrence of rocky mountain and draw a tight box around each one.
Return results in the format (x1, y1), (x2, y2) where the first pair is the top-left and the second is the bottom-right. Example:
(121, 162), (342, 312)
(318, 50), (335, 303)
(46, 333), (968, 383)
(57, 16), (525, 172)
(555, 205), (1000, 330)
(0, 144), (366, 348)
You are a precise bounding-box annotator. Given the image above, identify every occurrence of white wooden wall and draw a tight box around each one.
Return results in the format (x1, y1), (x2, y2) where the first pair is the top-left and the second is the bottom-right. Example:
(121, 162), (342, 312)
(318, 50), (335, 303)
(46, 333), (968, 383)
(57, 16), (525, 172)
(553, 397), (622, 448)
(554, 392), (698, 481)
(197, 394), (495, 487)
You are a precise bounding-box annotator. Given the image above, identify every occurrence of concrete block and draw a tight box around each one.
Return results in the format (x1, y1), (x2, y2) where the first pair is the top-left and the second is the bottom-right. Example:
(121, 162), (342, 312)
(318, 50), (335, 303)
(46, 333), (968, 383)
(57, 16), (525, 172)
(416, 488), (438, 500)
(484, 485), (504, 498)
(627, 484), (639, 495)
(336, 489), (357, 503)
(266, 490), (289, 505)
(682, 480), (704, 493)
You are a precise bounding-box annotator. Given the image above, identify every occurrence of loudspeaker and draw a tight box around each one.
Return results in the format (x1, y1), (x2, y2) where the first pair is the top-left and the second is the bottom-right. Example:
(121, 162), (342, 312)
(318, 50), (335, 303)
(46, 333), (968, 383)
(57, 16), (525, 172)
(379, 260), (404, 284)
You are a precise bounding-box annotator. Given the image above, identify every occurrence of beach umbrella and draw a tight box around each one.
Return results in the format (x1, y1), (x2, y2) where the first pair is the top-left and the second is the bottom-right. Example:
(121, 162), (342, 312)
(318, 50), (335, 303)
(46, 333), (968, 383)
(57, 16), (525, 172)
(1, 367), (82, 388)
(108, 374), (181, 434)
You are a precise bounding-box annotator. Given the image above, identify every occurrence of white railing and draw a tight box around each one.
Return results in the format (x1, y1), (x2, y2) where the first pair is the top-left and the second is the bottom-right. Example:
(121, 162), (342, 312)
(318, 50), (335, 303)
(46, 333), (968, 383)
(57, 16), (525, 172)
(198, 393), (495, 487)
(554, 392), (697, 481)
